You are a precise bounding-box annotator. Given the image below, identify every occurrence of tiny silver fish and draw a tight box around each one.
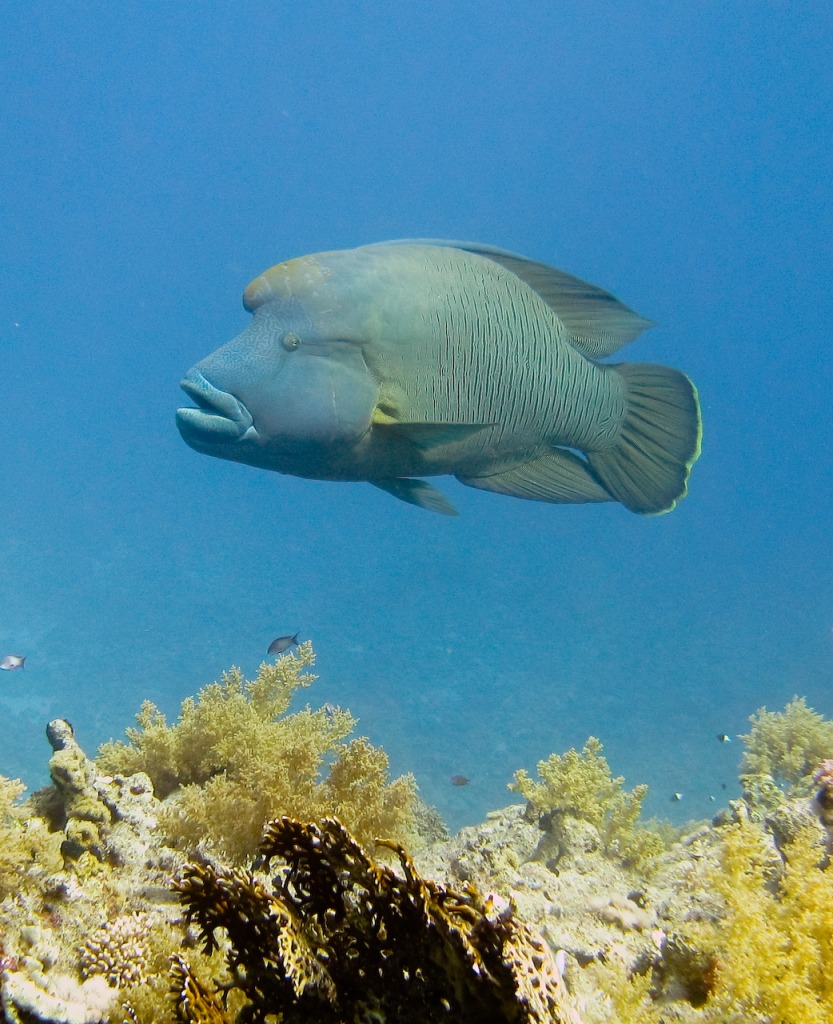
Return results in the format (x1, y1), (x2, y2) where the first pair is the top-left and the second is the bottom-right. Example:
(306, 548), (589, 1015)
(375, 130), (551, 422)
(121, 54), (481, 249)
(717, 733), (732, 743)
(671, 792), (683, 802)
(450, 774), (470, 787)
(267, 633), (299, 655)
(0, 655), (25, 671)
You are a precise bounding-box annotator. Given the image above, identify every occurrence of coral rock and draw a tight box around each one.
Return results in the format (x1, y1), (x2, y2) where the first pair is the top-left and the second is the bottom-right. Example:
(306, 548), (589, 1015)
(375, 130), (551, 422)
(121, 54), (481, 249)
(1, 971), (115, 1024)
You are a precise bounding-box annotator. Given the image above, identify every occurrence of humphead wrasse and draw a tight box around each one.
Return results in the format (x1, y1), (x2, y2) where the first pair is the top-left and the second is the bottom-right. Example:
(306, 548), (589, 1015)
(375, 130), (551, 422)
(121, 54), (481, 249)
(177, 240), (701, 516)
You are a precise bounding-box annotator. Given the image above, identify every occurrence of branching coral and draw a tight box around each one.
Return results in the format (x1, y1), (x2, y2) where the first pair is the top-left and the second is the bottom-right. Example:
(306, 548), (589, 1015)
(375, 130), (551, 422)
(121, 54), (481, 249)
(510, 738), (664, 866)
(739, 696), (833, 796)
(75, 912), (207, 1024)
(96, 644), (420, 862)
(79, 913), (152, 988)
(169, 954), (229, 1024)
(0, 774), (25, 820)
(171, 816), (582, 1024)
(96, 643), (323, 795)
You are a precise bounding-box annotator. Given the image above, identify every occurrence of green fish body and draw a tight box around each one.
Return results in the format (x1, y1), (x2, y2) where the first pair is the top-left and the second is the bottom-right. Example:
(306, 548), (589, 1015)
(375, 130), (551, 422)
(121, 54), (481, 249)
(177, 240), (701, 516)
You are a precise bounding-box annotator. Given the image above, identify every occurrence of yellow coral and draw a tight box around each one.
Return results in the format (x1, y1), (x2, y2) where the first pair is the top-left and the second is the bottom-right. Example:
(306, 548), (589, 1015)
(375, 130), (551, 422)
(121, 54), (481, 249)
(584, 961), (659, 1024)
(579, 817), (833, 1024)
(323, 736), (417, 844)
(97, 643), (320, 796)
(703, 820), (833, 1023)
(0, 774), (63, 898)
(740, 696), (833, 793)
(0, 775), (27, 898)
(510, 737), (664, 865)
(511, 737), (621, 821)
(0, 774), (25, 818)
(96, 644), (419, 861)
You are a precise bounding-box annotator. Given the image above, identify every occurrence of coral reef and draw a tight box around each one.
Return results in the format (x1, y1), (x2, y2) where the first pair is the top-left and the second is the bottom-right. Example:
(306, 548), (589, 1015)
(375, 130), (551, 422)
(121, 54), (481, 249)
(96, 643), (419, 861)
(509, 737), (666, 868)
(172, 815), (583, 1024)
(416, 792), (833, 1024)
(3, 693), (833, 1024)
(418, 707), (833, 1024)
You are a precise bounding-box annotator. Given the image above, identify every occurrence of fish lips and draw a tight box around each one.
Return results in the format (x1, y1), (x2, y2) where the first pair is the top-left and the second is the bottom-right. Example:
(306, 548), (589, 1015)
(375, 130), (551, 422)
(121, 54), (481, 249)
(176, 370), (255, 447)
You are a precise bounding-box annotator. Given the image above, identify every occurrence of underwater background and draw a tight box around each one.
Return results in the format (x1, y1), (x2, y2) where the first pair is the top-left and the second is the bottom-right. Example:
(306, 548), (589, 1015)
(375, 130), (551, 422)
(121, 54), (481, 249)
(1, 2), (831, 832)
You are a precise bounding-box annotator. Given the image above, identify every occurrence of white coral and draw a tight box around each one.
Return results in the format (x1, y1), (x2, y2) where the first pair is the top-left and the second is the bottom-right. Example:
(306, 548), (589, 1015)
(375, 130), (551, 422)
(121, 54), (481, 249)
(78, 913), (151, 988)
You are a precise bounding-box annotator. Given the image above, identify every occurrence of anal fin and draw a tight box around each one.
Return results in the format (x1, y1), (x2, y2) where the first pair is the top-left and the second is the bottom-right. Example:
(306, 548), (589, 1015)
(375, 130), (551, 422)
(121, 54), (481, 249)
(371, 478), (459, 516)
(458, 449), (614, 504)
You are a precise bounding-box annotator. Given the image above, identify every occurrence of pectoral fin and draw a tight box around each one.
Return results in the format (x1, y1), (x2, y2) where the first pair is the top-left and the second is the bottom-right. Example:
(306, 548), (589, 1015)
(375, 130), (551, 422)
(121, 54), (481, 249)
(371, 411), (492, 451)
(371, 478), (459, 516)
(458, 449), (615, 504)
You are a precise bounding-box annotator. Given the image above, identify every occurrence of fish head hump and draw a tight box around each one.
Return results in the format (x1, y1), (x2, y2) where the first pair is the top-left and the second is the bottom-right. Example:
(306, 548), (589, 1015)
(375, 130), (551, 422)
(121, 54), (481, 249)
(176, 252), (382, 475)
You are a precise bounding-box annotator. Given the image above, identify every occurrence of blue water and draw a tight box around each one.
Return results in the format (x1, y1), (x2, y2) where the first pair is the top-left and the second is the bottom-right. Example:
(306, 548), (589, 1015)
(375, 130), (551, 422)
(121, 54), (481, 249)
(2, 3), (831, 832)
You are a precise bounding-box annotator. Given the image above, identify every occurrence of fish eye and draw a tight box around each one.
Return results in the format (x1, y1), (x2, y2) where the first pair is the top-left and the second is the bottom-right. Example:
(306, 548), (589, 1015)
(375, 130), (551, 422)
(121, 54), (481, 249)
(282, 332), (301, 351)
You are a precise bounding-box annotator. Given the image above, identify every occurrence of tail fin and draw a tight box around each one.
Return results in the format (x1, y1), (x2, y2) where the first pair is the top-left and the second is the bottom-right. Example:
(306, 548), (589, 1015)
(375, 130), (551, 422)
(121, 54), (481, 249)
(586, 363), (702, 514)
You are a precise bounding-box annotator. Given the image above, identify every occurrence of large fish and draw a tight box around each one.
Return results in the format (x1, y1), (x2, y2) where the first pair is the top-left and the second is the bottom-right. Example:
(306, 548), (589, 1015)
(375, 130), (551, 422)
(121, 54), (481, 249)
(177, 240), (701, 516)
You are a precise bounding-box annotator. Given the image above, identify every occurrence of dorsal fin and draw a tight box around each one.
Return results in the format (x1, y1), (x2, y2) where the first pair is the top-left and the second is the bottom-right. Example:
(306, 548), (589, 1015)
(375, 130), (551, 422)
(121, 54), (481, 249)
(366, 239), (654, 358)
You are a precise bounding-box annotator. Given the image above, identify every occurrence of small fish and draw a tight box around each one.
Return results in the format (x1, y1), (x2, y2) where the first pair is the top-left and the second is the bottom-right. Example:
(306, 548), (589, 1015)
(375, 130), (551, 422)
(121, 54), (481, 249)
(671, 792), (683, 802)
(322, 702), (339, 717)
(0, 655), (25, 671)
(450, 774), (470, 787)
(717, 733), (732, 743)
(267, 633), (299, 655)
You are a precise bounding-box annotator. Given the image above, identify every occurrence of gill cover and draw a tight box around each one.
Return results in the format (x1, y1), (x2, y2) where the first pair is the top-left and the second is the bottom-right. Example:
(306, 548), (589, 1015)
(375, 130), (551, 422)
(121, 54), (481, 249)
(258, 335), (378, 445)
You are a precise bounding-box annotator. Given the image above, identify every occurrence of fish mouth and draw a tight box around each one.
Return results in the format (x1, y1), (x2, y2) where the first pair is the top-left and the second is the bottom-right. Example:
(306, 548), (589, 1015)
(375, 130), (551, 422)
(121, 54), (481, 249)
(176, 370), (254, 445)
